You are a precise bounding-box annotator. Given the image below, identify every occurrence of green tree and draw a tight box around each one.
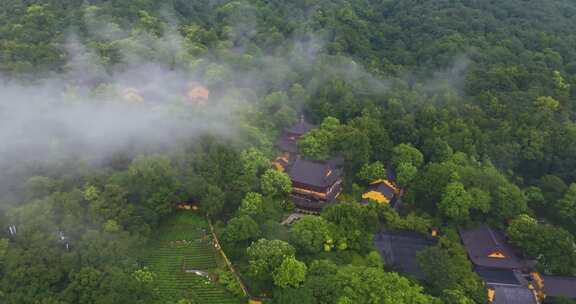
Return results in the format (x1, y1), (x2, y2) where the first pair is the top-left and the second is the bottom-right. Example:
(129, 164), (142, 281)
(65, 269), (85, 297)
(491, 184), (528, 222)
(290, 216), (333, 254)
(238, 192), (265, 217)
(298, 129), (333, 160)
(396, 162), (418, 187)
(349, 112), (393, 162)
(423, 138), (454, 163)
(556, 183), (576, 230)
(469, 187), (491, 214)
(238, 148), (270, 191)
(441, 289), (475, 304)
(333, 125), (371, 170)
(334, 265), (438, 304)
(126, 155), (182, 217)
(392, 144), (424, 168)
(298, 116), (341, 160)
(322, 203), (379, 251)
(222, 215), (261, 244)
(417, 238), (486, 302)
(247, 239), (296, 281)
(0, 238), (8, 268)
(538, 175), (567, 203)
(273, 256), (307, 288)
(438, 182), (472, 223)
(63, 267), (106, 303)
(273, 287), (315, 304)
(524, 186), (546, 210)
(24, 176), (59, 200)
(507, 215), (576, 275)
(201, 185), (226, 217)
(357, 162), (387, 184)
(261, 169), (292, 198)
(410, 161), (459, 213)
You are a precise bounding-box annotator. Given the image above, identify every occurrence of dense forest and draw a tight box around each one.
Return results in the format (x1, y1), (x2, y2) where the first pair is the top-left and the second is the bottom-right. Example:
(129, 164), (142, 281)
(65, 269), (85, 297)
(1, 0), (576, 303)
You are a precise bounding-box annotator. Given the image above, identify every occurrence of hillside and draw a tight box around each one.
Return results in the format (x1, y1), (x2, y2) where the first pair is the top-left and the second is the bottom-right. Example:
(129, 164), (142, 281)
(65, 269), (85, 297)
(1, 1), (576, 303)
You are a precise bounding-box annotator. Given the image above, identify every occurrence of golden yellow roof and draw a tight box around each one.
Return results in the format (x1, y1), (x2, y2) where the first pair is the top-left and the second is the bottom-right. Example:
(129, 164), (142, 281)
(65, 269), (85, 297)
(362, 191), (390, 204)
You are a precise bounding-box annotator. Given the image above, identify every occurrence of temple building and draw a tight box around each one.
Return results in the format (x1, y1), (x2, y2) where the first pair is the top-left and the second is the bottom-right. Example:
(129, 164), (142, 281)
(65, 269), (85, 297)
(361, 179), (403, 209)
(272, 117), (343, 212)
(186, 82), (210, 105)
(459, 225), (527, 271)
(459, 225), (541, 304)
(275, 116), (314, 156)
(272, 117), (315, 172)
(478, 268), (540, 304)
(287, 158), (343, 212)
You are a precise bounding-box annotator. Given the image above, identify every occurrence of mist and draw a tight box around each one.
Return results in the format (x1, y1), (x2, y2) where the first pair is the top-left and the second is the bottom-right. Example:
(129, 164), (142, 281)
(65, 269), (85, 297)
(0, 5), (469, 172)
(0, 72), (239, 165)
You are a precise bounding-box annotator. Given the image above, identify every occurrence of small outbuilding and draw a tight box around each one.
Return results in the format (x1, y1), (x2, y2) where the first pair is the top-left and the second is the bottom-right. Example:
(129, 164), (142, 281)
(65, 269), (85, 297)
(361, 179), (402, 209)
(275, 116), (315, 156)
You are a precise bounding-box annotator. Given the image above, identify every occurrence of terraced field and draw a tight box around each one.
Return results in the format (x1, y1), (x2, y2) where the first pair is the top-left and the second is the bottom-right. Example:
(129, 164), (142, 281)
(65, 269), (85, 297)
(142, 211), (240, 304)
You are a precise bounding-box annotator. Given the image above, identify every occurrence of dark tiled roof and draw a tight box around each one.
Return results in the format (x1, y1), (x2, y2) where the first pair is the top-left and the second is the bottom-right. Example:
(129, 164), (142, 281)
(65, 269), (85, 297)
(476, 267), (521, 286)
(459, 225), (525, 269)
(492, 285), (538, 304)
(374, 231), (437, 279)
(542, 275), (576, 299)
(276, 135), (298, 154)
(288, 159), (341, 188)
(286, 120), (314, 135)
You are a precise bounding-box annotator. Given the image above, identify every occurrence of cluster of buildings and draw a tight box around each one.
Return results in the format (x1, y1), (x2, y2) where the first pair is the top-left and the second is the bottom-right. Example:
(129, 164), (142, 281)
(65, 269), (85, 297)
(273, 117), (344, 213)
(273, 117), (402, 213)
(273, 118), (575, 304)
(375, 225), (576, 304)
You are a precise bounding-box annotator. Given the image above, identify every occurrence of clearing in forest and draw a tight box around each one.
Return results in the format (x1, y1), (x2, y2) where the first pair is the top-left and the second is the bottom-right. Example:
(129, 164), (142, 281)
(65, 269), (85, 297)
(142, 211), (240, 304)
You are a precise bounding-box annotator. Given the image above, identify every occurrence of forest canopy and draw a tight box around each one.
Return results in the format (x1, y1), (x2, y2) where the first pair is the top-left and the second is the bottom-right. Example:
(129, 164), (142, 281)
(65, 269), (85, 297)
(1, 0), (576, 303)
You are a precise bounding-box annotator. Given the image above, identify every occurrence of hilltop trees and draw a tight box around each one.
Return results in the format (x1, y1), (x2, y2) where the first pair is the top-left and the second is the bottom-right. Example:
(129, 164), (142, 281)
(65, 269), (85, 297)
(507, 215), (576, 275)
